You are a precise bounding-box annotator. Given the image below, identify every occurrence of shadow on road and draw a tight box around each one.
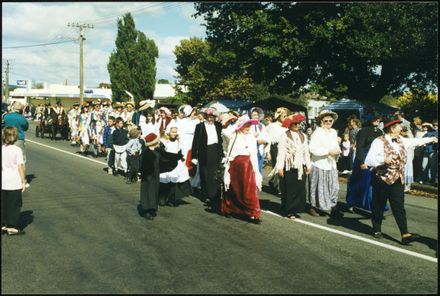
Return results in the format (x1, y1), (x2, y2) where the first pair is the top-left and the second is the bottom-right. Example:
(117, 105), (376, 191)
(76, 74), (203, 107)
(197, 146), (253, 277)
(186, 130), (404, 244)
(26, 174), (36, 184)
(417, 236), (438, 253)
(17, 210), (34, 230)
(259, 199), (283, 216)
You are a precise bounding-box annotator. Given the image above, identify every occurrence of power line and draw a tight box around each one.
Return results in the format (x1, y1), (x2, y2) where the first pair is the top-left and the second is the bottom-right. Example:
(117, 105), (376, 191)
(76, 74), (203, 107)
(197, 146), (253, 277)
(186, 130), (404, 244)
(82, 2), (167, 24)
(2, 39), (76, 49)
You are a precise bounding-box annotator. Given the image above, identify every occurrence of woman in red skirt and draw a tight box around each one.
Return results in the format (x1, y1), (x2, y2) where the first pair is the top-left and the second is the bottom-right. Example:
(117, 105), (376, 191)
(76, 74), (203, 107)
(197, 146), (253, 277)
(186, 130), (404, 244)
(221, 115), (263, 224)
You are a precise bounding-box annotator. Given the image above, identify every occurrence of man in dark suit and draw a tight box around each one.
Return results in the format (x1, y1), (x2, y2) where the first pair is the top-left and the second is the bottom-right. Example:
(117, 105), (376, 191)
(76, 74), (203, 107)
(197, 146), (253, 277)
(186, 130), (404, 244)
(191, 108), (224, 209)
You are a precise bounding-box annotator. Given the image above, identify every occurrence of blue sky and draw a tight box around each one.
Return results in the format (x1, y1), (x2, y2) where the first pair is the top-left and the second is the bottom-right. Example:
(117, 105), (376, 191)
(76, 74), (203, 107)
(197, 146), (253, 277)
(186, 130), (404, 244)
(2, 2), (206, 87)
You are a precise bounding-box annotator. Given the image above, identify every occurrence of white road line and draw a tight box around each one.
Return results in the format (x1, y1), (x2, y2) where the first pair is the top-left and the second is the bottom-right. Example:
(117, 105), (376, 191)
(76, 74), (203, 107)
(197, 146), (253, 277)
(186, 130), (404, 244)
(262, 210), (437, 263)
(26, 139), (107, 166)
(26, 139), (437, 264)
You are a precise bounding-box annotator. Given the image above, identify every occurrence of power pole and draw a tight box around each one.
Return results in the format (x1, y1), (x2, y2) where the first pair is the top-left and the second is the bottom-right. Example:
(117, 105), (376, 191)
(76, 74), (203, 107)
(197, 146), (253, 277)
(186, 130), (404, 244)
(68, 22), (94, 105)
(4, 60), (10, 102)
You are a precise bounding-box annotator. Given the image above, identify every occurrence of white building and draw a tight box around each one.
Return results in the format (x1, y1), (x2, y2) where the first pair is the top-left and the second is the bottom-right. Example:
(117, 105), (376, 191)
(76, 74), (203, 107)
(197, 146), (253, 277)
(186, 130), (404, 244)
(8, 83), (177, 108)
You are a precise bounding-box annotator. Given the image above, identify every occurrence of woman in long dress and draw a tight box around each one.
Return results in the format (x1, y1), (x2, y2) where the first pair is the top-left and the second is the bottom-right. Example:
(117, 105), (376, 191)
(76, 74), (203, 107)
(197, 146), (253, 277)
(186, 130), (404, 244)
(221, 115), (263, 224)
(275, 114), (312, 219)
(309, 110), (343, 218)
(345, 114), (384, 211)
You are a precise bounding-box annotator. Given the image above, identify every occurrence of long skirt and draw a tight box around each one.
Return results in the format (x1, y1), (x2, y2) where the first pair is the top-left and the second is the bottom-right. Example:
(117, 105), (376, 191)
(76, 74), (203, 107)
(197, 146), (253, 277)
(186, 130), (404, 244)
(310, 166), (339, 211)
(199, 144), (221, 200)
(346, 156), (373, 211)
(346, 156), (389, 212)
(221, 155), (261, 219)
(1, 189), (23, 227)
(140, 176), (159, 212)
(280, 168), (307, 215)
(159, 180), (192, 204)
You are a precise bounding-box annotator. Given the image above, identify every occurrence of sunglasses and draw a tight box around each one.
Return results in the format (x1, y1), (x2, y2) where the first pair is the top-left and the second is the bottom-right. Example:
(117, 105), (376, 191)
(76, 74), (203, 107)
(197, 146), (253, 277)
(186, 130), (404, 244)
(323, 119), (334, 123)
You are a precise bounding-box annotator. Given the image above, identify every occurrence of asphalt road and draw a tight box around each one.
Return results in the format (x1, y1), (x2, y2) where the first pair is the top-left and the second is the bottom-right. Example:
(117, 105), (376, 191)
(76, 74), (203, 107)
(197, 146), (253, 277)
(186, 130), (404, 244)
(1, 122), (438, 294)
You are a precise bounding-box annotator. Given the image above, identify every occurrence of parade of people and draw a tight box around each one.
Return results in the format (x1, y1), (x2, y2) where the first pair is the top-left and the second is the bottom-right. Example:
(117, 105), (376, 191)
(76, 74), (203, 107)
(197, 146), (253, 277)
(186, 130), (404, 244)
(2, 2), (437, 293)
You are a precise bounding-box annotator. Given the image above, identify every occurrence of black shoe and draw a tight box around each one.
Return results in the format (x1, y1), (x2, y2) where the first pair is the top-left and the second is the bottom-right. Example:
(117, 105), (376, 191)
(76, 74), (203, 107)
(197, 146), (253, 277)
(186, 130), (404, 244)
(401, 233), (421, 245)
(144, 212), (154, 220)
(248, 217), (262, 224)
(330, 210), (344, 218)
(166, 201), (176, 207)
(373, 232), (383, 239)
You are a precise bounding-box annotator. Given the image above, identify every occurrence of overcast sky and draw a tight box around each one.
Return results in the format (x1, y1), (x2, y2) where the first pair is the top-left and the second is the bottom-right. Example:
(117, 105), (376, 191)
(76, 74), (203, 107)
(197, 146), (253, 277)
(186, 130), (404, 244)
(2, 2), (206, 87)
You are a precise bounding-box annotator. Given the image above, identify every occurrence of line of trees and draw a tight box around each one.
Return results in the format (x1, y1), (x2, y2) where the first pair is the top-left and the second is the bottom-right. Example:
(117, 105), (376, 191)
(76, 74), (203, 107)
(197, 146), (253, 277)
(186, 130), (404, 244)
(173, 2), (437, 106)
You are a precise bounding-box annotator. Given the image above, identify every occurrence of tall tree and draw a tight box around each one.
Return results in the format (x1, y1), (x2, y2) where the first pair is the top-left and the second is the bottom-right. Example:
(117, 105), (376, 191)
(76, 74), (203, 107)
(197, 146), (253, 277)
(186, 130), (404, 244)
(194, 2), (438, 102)
(108, 13), (158, 105)
(174, 37), (270, 105)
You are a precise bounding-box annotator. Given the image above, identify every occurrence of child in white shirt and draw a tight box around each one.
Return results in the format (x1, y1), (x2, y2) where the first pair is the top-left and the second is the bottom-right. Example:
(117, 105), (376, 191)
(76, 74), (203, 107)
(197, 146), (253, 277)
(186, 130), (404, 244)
(2, 126), (26, 235)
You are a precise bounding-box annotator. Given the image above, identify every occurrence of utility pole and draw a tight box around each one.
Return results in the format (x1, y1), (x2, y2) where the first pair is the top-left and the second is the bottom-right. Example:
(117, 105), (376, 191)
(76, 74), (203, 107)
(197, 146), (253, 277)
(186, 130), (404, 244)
(4, 60), (10, 102)
(68, 22), (94, 105)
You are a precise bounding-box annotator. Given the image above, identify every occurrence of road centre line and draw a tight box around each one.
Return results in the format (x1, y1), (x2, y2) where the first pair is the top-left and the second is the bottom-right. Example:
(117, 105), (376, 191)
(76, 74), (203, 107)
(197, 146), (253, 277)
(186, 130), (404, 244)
(27, 139), (437, 264)
(26, 139), (107, 166)
(262, 210), (437, 263)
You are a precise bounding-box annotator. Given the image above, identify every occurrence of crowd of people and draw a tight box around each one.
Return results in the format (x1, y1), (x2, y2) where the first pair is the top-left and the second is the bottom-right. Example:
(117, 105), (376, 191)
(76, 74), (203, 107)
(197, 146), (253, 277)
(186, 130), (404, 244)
(2, 98), (438, 245)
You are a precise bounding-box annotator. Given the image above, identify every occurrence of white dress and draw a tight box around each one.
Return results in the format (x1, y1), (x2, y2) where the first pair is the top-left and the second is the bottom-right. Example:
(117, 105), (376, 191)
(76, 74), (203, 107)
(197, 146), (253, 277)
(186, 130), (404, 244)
(159, 139), (190, 184)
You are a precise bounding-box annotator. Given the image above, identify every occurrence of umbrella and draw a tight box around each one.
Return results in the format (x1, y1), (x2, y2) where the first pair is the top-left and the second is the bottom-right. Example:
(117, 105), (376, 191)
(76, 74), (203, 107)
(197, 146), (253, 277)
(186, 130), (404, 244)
(206, 101), (230, 113)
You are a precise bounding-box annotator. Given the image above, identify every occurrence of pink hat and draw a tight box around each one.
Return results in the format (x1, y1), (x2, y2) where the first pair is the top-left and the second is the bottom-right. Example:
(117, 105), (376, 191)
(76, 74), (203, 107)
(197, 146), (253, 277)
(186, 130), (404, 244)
(235, 115), (259, 131)
(159, 107), (172, 117)
(200, 107), (217, 116)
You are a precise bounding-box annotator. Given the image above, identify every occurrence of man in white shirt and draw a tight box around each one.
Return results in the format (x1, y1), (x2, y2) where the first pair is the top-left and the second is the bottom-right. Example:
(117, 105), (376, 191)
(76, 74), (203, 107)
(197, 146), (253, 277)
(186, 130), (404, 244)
(365, 118), (437, 245)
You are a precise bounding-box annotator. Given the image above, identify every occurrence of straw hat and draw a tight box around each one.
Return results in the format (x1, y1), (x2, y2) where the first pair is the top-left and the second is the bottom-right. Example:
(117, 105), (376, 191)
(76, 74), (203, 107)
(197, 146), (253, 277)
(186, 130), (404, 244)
(113, 102), (124, 109)
(317, 109), (338, 122)
(139, 100), (156, 111)
(274, 107), (289, 121)
(124, 101), (135, 108)
(219, 113), (238, 127)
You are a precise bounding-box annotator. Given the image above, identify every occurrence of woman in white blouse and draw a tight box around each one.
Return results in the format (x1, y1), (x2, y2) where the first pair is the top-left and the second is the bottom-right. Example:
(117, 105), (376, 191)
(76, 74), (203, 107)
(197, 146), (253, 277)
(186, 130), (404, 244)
(221, 115), (263, 224)
(309, 110), (343, 218)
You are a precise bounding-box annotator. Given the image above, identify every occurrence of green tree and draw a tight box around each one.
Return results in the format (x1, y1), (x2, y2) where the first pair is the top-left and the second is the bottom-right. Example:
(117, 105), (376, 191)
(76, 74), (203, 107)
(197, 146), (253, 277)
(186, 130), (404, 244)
(107, 13), (158, 105)
(194, 2), (438, 102)
(158, 79), (170, 84)
(174, 37), (270, 105)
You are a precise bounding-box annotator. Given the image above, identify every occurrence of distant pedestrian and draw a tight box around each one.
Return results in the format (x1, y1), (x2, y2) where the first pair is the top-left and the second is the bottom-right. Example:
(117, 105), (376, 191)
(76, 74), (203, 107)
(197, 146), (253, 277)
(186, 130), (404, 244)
(3, 102), (29, 188)
(103, 116), (116, 175)
(338, 133), (352, 174)
(2, 127), (26, 236)
(125, 128), (143, 184)
(421, 121), (438, 185)
(112, 117), (129, 176)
